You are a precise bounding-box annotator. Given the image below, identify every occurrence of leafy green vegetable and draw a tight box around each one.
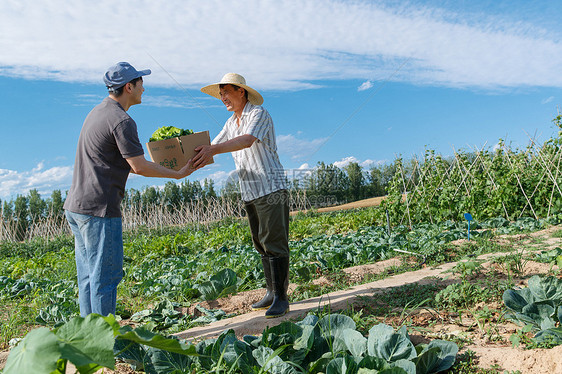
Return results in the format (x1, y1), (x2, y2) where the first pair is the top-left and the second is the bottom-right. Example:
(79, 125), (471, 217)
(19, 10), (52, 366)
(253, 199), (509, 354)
(534, 247), (562, 267)
(326, 355), (359, 374)
(55, 314), (117, 373)
(503, 275), (562, 348)
(195, 268), (238, 300)
(5, 312), (458, 374)
(130, 300), (188, 331)
(4, 314), (119, 374)
(503, 275), (562, 331)
(4, 314), (198, 374)
(2, 327), (61, 374)
(367, 324), (416, 363)
(413, 340), (458, 374)
(534, 327), (562, 346)
(149, 126), (193, 142)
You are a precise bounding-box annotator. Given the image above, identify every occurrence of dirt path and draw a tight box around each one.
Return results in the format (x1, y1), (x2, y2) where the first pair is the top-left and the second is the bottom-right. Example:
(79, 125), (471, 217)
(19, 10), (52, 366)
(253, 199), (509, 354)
(175, 259), (459, 341)
(174, 250), (544, 342)
(290, 195), (404, 215)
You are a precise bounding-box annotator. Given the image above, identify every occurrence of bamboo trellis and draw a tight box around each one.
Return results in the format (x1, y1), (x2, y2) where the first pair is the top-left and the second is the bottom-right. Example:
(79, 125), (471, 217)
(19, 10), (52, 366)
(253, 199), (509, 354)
(0, 189), (315, 241)
(390, 139), (562, 227)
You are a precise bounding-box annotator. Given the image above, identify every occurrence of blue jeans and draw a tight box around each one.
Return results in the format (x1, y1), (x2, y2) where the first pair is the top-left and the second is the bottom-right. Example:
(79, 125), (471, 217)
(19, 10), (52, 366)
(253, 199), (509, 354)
(65, 210), (123, 317)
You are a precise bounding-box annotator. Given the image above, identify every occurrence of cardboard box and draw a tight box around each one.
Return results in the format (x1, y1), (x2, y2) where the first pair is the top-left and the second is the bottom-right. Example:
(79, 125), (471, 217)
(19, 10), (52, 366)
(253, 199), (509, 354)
(146, 130), (214, 170)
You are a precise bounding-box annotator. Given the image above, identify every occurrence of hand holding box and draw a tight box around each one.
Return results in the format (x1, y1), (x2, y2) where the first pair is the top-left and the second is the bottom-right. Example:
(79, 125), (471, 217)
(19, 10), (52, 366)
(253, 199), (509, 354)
(146, 131), (214, 170)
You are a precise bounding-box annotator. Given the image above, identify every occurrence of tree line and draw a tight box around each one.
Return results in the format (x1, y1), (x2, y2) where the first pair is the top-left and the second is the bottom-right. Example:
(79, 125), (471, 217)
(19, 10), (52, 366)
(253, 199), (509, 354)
(0, 162), (398, 241)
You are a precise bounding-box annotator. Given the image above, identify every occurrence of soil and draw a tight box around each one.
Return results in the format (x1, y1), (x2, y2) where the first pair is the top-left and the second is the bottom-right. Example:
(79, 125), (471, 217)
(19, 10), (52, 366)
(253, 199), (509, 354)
(1, 198), (561, 373)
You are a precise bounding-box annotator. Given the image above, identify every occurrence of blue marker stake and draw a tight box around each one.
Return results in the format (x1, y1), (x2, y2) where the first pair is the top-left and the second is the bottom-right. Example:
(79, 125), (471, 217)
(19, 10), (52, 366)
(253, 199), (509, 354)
(464, 213), (473, 241)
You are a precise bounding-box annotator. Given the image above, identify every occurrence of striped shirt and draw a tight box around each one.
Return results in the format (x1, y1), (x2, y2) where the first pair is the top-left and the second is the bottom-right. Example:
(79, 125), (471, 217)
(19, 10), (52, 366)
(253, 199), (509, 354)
(212, 102), (287, 201)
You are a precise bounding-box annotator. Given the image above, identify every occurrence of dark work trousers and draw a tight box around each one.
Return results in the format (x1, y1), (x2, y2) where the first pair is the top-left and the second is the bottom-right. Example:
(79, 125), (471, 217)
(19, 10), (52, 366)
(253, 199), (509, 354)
(244, 189), (290, 258)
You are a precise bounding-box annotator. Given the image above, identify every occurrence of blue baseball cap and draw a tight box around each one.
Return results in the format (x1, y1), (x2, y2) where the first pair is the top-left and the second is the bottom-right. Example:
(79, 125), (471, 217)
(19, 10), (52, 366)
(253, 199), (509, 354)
(103, 62), (151, 91)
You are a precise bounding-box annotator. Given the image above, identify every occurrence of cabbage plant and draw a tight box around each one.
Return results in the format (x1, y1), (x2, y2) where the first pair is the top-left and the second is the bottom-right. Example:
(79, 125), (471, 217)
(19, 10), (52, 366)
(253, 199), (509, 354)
(503, 275), (562, 346)
(3, 312), (458, 374)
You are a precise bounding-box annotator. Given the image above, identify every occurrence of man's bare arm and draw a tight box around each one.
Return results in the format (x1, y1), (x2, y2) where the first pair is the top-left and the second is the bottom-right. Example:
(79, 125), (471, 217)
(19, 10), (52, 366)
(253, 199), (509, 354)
(126, 155), (195, 179)
(192, 134), (256, 169)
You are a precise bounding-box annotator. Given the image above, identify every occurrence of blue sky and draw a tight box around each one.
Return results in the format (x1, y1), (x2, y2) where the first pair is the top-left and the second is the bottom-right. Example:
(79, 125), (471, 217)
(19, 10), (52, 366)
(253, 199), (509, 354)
(1, 0), (561, 200)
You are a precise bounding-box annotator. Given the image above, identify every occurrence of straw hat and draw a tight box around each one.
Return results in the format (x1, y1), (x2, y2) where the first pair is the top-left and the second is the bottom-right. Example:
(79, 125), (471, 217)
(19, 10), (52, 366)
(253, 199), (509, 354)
(201, 73), (264, 105)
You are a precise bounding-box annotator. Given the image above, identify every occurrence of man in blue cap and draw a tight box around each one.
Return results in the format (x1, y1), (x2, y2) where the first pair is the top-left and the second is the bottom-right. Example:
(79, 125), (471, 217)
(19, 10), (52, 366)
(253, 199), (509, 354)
(64, 62), (195, 317)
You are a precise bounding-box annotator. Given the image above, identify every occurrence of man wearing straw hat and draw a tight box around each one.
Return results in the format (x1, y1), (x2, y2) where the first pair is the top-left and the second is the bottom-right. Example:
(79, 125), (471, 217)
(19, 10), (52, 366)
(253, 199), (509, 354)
(64, 62), (195, 318)
(193, 73), (290, 318)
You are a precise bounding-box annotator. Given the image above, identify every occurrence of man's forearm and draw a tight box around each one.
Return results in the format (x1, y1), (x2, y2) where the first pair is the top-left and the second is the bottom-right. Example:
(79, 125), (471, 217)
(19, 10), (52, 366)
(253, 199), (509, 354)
(212, 134), (256, 155)
(127, 155), (192, 179)
(131, 162), (182, 179)
(192, 134), (256, 169)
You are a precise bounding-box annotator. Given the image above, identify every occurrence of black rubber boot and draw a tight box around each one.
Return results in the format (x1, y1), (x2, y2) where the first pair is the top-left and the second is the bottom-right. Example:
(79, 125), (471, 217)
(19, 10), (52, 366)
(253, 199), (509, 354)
(265, 256), (290, 318)
(251, 256), (273, 310)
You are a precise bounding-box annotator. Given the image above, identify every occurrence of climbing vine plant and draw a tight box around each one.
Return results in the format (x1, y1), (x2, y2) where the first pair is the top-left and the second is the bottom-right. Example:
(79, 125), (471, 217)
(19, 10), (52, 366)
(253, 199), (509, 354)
(382, 119), (562, 226)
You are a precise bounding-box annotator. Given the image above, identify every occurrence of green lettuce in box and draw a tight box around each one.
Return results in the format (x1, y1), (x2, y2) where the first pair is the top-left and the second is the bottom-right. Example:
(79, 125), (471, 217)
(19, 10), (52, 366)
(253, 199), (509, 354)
(149, 126), (194, 142)
(146, 127), (213, 170)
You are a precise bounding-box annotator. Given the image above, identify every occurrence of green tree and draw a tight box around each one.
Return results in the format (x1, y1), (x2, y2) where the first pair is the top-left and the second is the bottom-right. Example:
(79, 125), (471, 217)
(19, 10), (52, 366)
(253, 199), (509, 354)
(203, 178), (217, 200)
(221, 176), (241, 203)
(304, 162), (349, 205)
(367, 166), (385, 197)
(126, 188), (142, 209)
(47, 190), (64, 215)
(141, 186), (160, 210)
(162, 181), (181, 211)
(344, 162), (365, 201)
(180, 180), (204, 202)
(28, 189), (47, 223)
(46, 190), (64, 224)
(2, 200), (13, 222)
(14, 195), (29, 241)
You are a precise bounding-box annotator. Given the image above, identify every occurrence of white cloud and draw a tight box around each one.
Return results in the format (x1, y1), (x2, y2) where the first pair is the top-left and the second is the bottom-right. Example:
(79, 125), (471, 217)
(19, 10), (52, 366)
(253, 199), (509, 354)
(202, 170), (232, 189)
(283, 163), (314, 181)
(0, 163), (73, 200)
(361, 159), (386, 168)
(0, 1), (561, 90)
(334, 157), (386, 169)
(74, 93), (104, 106)
(75, 92), (219, 109)
(541, 96), (555, 104)
(277, 134), (329, 161)
(142, 95), (218, 109)
(333, 156), (361, 168)
(358, 80), (374, 91)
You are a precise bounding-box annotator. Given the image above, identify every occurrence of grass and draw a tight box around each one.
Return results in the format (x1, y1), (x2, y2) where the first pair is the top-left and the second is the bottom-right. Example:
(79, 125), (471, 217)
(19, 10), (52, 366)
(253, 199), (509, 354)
(489, 251), (530, 281)
(0, 301), (37, 350)
(289, 258), (423, 304)
(551, 228), (562, 238)
(360, 282), (443, 316)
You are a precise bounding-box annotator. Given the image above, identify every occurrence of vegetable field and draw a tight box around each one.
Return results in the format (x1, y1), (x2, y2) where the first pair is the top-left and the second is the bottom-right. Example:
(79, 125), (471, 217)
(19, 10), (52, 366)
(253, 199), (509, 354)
(3, 120), (562, 373)
(1, 203), (562, 373)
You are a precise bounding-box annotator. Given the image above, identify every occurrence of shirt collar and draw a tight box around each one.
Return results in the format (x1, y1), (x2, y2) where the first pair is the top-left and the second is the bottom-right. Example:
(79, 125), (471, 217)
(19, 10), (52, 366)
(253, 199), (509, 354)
(240, 101), (253, 117)
(228, 101), (253, 124)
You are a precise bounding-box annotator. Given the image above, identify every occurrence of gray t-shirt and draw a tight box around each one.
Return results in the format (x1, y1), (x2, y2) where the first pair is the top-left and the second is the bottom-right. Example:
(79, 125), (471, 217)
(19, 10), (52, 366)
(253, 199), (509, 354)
(64, 97), (144, 217)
